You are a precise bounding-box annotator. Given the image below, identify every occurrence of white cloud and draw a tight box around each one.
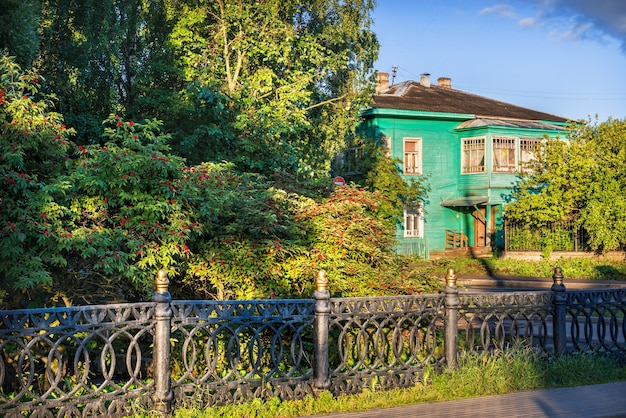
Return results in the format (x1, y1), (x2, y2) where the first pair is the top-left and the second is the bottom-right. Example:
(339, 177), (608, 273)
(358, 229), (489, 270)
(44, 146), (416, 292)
(479, 4), (517, 19)
(559, 23), (592, 42)
(518, 17), (539, 28)
(518, 0), (626, 51)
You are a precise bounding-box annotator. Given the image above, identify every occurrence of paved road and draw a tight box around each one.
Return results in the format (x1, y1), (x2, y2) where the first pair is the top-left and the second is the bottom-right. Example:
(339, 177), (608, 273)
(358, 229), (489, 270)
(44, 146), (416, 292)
(303, 381), (626, 418)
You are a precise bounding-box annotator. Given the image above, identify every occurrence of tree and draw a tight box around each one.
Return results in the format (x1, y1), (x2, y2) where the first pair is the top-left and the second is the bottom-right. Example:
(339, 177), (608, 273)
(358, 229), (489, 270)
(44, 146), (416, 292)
(32, 0), (378, 178)
(332, 129), (431, 229)
(37, 0), (177, 144)
(505, 118), (626, 253)
(0, 53), (75, 303)
(0, 54), (199, 307)
(364, 152), (430, 229)
(0, 0), (41, 68)
(181, 182), (439, 300)
(164, 0), (378, 176)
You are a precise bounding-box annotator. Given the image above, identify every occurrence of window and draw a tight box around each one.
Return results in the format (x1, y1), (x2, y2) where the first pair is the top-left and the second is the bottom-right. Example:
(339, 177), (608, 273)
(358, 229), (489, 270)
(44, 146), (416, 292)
(404, 206), (423, 238)
(381, 136), (391, 157)
(403, 138), (422, 175)
(333, 146), (362, 175)
(462, 137), (485, 173)
(492, 137), (516, 173)
(520, 138), (541, 172)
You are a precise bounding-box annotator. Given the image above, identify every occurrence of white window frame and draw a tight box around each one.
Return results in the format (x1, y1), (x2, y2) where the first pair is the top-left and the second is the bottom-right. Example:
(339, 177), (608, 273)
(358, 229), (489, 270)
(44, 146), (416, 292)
(404, 205), (424, 238)
(462, 137), (485, 174)
(492, 136), (517, 173)
(519, 138), (541, 173)
(403, 138), (422, 175)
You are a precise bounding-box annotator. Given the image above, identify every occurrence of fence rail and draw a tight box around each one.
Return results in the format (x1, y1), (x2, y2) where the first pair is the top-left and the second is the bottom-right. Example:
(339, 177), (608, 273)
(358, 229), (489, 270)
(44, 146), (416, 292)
(169, 299), (315, 408)
(2, 269), (626, 416)
(394, 238), (429, 260)
(445, 230), (468, 250)
(504, 219), (591, 252)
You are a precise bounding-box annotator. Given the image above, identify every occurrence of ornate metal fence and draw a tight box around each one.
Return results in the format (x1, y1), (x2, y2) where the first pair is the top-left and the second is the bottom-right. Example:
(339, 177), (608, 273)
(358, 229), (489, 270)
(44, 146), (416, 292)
(2, 268), (626, 416)
(0, 303), (155, 417)
(327, 294), (445, 394)
(457, 292), (554, 353)
(564, 288), (626, 353)
(504, 219), (591, 252)
(169, 299), (316, 409)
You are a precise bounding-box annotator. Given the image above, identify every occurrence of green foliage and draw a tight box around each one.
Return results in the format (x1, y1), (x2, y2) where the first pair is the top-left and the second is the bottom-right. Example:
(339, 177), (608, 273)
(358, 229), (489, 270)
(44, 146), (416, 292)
(0, 53), (440, 309)
(0, 53), (74, 299)
(0, 2), (394, 306)
(179, 166), (315, 300)
(0, 1), (41, 68)
(302, 187), (396, 296)
(37, 0), (178, 144)
(364, 152), (430, 226)
(181, 184), (440, 300)
(506, 119), (626, 252)
(0, 54), (198, 306)
(56, 115), (195, 300)
(165, 0), (379, 176)
(300, 186), (439, 297)
(30, 0), (379, 177)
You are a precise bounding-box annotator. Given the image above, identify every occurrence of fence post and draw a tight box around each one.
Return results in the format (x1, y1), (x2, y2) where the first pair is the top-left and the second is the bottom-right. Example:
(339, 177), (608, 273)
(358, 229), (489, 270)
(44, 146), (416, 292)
(551, 266), (567, 356)
(504, 218), (509, 251)
(152, 270), (173, 414)
(444, 268), (460, 371)
(312, 270), (331, 392)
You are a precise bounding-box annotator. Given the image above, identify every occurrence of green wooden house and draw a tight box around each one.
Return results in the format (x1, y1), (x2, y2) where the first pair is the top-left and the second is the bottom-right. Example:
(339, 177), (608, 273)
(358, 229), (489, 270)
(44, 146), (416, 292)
(357, 72), (570, 257)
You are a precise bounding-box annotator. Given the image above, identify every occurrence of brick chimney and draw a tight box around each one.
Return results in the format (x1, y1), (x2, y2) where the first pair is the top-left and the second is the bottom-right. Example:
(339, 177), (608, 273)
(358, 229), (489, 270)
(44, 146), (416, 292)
(376, 72), (389, 93)
(438, 77), (452, 89)
(420, 73), (431, 88)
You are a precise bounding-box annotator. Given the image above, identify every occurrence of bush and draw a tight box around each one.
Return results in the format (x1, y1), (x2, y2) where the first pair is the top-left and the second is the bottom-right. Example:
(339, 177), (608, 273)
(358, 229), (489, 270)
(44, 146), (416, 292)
(0, 54), (437, 308)
(180, 184), (441, 300)
(0, 53), (202, 306)
(0, 53), (75, 305)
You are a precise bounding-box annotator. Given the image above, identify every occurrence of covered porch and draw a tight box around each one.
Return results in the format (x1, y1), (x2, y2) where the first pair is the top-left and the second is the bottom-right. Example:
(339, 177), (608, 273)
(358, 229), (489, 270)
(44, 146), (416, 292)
(440, 195), (499, 252)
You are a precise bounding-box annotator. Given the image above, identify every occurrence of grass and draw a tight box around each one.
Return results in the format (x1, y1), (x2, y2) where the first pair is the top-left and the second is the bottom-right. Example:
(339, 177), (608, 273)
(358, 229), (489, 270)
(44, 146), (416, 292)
(154, 348), (626, 418)
(425, 255), (626, 281)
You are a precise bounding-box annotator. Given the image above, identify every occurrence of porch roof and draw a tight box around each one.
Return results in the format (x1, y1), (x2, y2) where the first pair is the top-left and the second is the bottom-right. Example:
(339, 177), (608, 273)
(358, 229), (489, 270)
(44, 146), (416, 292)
(440, 196), (489, 207)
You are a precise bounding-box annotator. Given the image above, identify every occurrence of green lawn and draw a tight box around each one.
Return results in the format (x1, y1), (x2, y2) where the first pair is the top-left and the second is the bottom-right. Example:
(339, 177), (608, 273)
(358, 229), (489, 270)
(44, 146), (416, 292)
(422, 255), (626, 281)
(160, 348), (626, 418)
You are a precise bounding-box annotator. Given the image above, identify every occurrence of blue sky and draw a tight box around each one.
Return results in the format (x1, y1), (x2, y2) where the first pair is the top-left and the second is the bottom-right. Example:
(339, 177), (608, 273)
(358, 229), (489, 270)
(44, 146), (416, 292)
(372, 0), (626, 122)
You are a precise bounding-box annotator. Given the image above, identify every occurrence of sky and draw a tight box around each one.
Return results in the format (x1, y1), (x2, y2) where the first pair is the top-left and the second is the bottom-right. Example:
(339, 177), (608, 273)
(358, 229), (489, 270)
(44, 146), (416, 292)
(371, 0), (626, 122)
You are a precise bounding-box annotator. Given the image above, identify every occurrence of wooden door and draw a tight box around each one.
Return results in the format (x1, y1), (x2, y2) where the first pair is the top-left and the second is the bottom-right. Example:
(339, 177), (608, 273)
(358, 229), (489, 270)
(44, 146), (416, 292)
(473, 208), (487, 247)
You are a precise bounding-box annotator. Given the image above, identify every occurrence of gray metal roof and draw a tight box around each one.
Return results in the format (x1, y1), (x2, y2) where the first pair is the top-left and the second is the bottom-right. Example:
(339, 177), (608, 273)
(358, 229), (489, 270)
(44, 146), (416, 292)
(372, 80), (571, 123)
(456, 118), (567, 130)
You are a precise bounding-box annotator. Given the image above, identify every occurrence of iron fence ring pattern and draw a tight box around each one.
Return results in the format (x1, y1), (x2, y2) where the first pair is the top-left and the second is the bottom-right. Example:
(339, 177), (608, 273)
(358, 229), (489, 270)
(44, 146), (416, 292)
(566, 290), (626, 353)
(328, 295), (445, 394)
(168, 300), (314, 407)
(458, 292), (553, 353)
(0, 303), (155, 417)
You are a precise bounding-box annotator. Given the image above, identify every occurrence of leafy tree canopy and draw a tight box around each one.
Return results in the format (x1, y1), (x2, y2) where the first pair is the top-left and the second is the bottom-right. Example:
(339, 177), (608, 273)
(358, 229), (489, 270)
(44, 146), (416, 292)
(505, 118), (626, 253)
(165, 0), (379, 176)
(16, 0), (379, 178)
(0, 0), (40, 67)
